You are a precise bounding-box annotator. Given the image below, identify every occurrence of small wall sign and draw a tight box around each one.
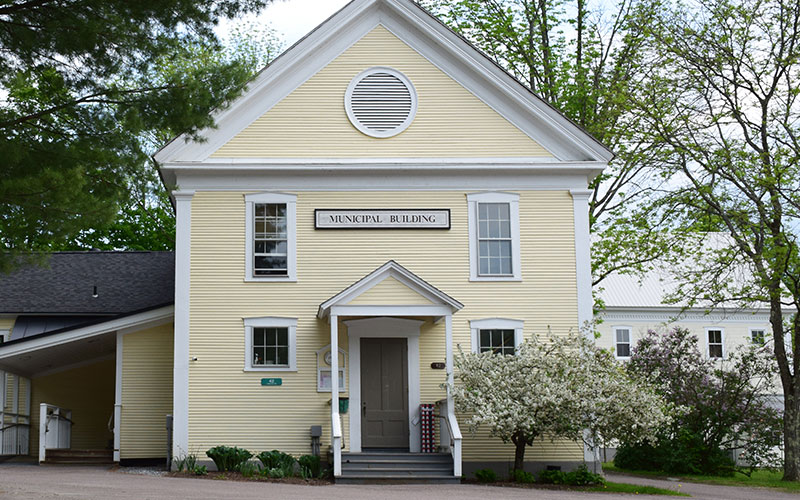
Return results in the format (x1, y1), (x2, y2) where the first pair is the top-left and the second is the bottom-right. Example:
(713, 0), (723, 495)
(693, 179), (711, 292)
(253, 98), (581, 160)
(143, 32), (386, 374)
(261, 378), (282, 386)
(315, 209), (450, 229)
(430, 362), (446, 370)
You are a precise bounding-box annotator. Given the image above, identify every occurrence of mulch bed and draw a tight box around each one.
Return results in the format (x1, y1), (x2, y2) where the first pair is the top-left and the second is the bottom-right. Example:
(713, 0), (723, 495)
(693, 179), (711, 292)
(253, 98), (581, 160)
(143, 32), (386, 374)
(167, 471), (332, 485)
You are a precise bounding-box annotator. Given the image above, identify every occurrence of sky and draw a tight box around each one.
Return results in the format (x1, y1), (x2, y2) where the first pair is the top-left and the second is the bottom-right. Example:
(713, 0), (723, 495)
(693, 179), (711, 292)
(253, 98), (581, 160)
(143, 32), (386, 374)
(215, 0), (352, 48)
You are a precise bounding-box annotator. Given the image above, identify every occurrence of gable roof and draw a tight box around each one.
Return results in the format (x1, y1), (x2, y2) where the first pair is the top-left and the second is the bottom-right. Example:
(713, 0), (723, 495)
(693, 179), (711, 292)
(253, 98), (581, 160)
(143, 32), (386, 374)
(155, 0), (612, 173)
(0, 251), (174, 315)
(318, 260), (463, 318)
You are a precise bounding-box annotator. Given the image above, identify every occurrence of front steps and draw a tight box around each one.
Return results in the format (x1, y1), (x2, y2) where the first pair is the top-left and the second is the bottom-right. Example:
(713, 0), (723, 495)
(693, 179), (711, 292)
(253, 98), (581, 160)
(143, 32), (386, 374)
(337, 451), (459, 484)
(44, 449), (114, 464)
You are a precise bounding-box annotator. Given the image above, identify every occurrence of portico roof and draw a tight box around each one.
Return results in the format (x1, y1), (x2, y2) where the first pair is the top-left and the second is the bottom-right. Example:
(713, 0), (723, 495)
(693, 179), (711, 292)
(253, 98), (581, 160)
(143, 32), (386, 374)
(317, 260), (463, 320)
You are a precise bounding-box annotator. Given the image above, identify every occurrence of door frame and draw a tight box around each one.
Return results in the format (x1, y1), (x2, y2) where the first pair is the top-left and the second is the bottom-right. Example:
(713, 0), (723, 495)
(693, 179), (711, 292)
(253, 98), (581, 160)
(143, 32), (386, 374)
(345, 317), (423, 453)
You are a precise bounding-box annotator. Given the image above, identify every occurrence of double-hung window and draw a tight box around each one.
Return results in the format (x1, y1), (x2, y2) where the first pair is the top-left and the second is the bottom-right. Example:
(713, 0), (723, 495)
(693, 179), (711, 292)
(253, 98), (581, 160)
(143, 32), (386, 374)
(243, 317), (297, 371)
(707, 328), (724, 358)
(467, 192), (521, 281)
(751, 328), (766, 345)
(245, 192), (296, 281)
(614, 327), (632, 358)
(470, 318), (524, 355)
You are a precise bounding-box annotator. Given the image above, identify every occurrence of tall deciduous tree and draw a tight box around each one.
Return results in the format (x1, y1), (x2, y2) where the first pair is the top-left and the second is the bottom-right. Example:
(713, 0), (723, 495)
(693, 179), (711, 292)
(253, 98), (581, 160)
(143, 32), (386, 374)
(420, 0), (674, 286)
(636, 0), (800, 481)
(452, 331), (670, 472)
(0, 0), (273, 270)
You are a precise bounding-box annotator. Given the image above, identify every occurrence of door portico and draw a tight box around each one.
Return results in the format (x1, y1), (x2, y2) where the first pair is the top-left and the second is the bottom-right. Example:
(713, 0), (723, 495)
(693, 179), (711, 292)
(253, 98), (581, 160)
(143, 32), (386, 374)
(317, 261), (463, 477)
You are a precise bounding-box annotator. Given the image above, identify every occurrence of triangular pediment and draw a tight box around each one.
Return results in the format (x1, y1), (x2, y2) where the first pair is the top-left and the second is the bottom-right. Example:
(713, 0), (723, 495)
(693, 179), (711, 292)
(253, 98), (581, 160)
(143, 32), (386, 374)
(210, 25), (551, 159)
(317, 261), (462, 319)
(155, 0), (611, 167)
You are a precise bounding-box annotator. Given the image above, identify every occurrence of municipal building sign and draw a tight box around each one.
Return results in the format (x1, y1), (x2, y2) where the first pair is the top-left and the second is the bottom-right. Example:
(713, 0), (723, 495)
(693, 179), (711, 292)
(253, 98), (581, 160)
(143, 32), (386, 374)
(315, 209), (450, 229)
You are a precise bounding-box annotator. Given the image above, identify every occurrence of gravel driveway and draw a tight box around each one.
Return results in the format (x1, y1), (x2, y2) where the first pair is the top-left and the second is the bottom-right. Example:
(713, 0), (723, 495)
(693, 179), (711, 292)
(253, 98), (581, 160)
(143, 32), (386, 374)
(606, 472), (799, 500)
(0, 463), (797, 499)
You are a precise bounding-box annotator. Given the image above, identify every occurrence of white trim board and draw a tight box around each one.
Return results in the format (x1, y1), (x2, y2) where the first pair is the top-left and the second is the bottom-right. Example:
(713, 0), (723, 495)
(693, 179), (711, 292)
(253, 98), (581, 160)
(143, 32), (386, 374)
(154, 0), (612, 166)
(0, 306), (174, 359)
(345, 317), (423, 453)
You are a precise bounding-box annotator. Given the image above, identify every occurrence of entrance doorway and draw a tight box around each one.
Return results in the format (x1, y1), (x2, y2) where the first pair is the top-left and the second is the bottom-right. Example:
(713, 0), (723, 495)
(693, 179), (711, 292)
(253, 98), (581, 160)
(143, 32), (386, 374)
(360, 338), (409, 448)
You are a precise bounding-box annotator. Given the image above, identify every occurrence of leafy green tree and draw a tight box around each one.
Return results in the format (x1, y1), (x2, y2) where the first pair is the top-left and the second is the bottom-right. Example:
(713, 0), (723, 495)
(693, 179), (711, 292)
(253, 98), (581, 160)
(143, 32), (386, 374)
(0, 0), (273, 270)
(53, 23), (285, 252)
(635, 0), (800, 481)
(420, 0), (674, 287)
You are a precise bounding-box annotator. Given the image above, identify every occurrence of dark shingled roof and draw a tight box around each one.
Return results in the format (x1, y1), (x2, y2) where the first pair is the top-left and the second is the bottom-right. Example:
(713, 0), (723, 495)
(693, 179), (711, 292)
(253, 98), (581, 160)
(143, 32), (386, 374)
(0, 251), (175, 315)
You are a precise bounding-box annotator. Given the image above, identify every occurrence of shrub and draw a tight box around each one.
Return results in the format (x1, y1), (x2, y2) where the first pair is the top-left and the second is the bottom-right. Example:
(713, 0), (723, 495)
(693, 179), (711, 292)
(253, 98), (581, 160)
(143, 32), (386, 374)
(565, 464), (605, 486)
(537, 469), (567, 484)
(205, 446), (253, 472)
(538, 465), (604, 486)
(239, 460), (261, 478)
(622, 327), (781, 474)
(474, 468), (497, 483)
(257, 450), (296, 478)
(510, 469), (535, 483)
(298, 454), (322, 479)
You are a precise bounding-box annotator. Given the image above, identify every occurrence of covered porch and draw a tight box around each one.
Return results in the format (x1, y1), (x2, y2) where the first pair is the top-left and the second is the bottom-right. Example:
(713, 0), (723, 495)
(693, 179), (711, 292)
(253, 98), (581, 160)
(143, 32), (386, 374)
(317, 261), (463, 481)
(0, 306), (173, 464)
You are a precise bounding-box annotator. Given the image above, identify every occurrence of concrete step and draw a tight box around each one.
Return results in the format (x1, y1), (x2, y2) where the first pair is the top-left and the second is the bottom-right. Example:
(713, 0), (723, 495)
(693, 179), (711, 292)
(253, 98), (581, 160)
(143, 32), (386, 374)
(45, 449), (113, 464)
(341, 467), (454, 476)
(342, 460), (452, 469)
(336, 475), (461, 484)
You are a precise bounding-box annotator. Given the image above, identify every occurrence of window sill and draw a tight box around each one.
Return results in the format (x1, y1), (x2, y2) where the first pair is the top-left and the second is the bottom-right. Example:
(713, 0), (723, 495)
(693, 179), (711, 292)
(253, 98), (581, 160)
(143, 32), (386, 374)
(243, 367), (298, 372)
(469, 276), (522, 282)
(244, 276), (297, 283)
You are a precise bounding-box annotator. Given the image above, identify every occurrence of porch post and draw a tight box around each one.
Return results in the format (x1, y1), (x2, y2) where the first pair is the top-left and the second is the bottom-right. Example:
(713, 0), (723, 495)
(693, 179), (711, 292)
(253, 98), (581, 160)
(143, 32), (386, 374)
(330, 314), (341, 476)
(114, 331), (123, 462)
(445, 313), (462, 476)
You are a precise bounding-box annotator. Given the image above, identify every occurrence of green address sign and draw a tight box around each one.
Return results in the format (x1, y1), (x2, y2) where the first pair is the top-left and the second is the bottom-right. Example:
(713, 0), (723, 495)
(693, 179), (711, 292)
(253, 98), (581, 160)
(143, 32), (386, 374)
(261, 378), (282, 386)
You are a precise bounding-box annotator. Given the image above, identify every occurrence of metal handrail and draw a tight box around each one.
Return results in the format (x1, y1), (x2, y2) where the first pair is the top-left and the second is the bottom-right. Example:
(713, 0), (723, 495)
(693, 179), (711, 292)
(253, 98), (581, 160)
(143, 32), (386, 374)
(0, 423), (30, 432)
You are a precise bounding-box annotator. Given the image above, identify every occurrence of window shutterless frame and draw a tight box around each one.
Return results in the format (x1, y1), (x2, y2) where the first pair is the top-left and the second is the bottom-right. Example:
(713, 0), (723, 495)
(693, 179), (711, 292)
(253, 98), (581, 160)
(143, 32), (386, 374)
(469, 318), (524, 354)
(706, 327), (724, 359)
(750, 328), (767, 345)
(614, 326), (632, 359)
(466, 192), (521, 281)
(244, 192), (297, 282)
(243, 317), (297, 372)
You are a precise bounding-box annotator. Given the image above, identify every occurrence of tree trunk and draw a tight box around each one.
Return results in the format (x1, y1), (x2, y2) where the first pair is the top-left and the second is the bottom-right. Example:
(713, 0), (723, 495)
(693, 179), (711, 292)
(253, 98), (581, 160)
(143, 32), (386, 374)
(784, 391), (800, 481)
(511, 431), (527, 472)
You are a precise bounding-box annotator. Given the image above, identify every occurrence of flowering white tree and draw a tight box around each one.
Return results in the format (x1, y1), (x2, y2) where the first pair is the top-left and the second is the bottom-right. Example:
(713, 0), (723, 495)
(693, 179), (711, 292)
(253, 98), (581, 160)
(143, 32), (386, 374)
(452, 331), (671, 472)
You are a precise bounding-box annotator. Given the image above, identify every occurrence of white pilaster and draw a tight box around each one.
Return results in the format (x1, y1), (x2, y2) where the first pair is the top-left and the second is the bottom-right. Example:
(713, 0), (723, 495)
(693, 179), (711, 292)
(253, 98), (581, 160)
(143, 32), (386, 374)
(570, 189), (594, 335)
(172, 190), (194, 462)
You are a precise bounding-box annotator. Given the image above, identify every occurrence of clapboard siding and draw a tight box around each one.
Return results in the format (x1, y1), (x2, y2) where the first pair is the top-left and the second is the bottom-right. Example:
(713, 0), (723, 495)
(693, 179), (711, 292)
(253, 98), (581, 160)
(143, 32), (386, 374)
(188, 190), (578, 462)
(211, 26), (552, 159)
(120, 323), (174, 459)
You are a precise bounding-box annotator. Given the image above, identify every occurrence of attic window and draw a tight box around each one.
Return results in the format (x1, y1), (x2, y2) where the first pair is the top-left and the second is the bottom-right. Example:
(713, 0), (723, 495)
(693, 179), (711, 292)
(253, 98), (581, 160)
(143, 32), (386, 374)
(345, 67), (417, 138)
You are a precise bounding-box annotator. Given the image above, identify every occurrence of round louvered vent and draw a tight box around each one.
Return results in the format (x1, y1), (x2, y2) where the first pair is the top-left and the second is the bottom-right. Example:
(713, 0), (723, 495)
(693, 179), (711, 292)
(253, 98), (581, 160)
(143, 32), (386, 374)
(345, 67), (417, 138)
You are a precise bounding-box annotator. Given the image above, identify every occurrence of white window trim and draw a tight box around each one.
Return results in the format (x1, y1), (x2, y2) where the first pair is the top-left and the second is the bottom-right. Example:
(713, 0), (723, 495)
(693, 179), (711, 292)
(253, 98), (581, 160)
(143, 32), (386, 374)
(243, 317), (297, 372)
(613, 326), (633, 359)
(469, 318), (524, 354)
(705, 327), (725, 359)
(750, 327), (768, 345)
(467, 192), (521, 281)
(316, 345), (347, 393)
(244, 192), (297, 282)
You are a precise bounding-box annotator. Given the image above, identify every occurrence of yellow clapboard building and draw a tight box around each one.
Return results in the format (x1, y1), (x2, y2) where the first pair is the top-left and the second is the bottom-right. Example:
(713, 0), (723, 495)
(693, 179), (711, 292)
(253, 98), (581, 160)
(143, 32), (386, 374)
(0, 0), (610, 481)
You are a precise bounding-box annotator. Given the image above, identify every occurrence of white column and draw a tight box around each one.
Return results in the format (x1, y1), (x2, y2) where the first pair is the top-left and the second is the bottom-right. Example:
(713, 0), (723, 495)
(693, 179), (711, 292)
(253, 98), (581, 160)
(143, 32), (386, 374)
(330, 314), (341, 476)
(12, 376), (18, 454)
(445, 314), (461, 477)
(172, 190), (194, 462)
(570, 189), (594, 336)
(38, 403), (47, 463)
(114, 331), (123, 462)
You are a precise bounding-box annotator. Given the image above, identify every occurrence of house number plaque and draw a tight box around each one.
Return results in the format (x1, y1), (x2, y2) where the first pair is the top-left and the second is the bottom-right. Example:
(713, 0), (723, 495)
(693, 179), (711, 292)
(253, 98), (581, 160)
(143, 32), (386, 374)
(261, 378), (282, 386)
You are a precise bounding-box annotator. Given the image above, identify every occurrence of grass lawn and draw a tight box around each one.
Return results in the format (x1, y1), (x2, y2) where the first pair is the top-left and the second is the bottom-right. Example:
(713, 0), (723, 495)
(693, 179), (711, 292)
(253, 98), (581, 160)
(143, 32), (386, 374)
(603, 462), (800, 493)
(584, 481), (690, 496)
